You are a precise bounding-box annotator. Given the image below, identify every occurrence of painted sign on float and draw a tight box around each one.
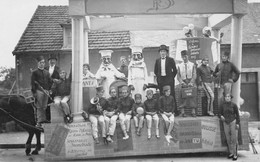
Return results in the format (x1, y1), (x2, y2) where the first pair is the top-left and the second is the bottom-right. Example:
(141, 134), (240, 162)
(65, 122), (94, 158)
(178, 120), (202, 149)
(83, 78), (97, 87)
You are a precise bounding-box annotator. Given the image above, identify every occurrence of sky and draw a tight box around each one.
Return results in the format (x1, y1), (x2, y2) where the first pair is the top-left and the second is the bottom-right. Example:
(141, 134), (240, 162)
(0, 0), (68, 68)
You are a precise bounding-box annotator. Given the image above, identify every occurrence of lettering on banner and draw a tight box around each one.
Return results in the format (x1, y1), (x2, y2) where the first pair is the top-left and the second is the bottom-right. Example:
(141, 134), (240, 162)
(45, 125), (70, 156)
(65, 122), (94, 158)
(178, 120), (202, 149)
(187, 38), (200, 61)
(83, 78), (97, 87)
(201, 120), (218, 150)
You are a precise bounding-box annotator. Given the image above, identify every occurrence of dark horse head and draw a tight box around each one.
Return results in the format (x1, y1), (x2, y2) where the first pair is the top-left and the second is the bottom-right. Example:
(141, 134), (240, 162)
(0, 94), (42, 155)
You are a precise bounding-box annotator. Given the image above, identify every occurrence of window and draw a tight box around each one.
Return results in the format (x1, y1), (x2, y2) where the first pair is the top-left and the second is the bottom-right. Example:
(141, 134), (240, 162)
(241, 72), (257, 83)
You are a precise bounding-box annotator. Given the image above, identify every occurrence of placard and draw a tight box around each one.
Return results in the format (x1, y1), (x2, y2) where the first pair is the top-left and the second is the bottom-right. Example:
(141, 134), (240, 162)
(187, 38), (200, 60)
(65, 122), (94, 158)
(178, 120), (202, 149)
(45, 125), (69, 156)
(83, 78), (97, 87)
(201, 120), (218, 150)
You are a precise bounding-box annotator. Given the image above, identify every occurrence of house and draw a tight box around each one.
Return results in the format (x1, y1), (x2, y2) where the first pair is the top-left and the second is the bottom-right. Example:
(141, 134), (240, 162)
(12, 6), (131, 91)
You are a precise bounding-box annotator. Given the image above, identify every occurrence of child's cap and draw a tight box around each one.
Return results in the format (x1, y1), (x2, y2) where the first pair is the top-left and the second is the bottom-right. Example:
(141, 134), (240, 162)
(146, 89), (153, 95)
(109, 86), (116, 93)
(163, 85), (171, 92)
(134, 93), (142, 100)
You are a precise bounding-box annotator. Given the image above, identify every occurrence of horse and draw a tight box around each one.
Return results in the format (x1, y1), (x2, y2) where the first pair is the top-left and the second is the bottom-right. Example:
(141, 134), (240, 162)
(0, 94), (43, 156)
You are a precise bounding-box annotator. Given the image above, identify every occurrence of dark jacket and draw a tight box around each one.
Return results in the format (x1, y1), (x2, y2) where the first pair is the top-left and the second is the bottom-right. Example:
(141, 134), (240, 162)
(154, 56), (177, 84)
(219, 101), (240, 124)
(105, 96), (120, 113)
(51, 78), (71, 97)
(158, 95), (175, 113)
(197, 64), (213, 85)
(144, 98), (158, 113)
(45, 65), (60, 80)
(214, 61), (240, 85)
(118, 96), (135, 114)
(132, 102), (145, 116)
(88, 97), (108, 115)
(31, 68), (52, 94)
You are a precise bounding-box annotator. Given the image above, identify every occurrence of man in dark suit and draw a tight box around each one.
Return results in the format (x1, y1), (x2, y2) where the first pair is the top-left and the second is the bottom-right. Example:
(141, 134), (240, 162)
(154, 45), (177, 107)
(44, 54), (60, 121)
(45, 55), (60, 81)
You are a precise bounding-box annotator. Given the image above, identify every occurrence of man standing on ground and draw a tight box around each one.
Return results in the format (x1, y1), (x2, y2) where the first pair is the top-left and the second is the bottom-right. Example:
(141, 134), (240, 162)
(31, 56), (52, 127)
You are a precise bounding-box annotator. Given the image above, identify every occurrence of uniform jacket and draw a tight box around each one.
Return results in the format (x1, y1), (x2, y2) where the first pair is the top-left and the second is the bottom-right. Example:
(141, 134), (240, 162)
(118, 96), (135, 114)
(144, 98), (158, 113)
(158, 95), (175, 113)
(88, 97), (108, 115)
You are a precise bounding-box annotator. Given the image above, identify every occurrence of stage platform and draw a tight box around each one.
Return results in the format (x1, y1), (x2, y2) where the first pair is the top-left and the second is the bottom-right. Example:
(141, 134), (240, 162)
(44, 114), (249, 161)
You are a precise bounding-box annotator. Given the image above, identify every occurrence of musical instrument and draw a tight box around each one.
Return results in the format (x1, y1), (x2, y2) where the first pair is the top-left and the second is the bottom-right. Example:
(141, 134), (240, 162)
(90, 96), (102, 113)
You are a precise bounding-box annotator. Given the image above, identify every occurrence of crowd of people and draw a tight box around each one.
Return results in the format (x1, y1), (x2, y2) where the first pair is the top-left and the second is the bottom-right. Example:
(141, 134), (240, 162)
(30, 43), (241, 160)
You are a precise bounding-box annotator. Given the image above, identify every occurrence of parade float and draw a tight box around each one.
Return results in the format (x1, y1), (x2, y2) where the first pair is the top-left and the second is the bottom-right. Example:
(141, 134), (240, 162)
(44, 0), (250, 160)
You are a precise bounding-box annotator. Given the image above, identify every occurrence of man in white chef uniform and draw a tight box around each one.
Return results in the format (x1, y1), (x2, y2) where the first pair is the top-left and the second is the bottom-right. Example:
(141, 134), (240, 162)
(128, 46), (149, 101)
(95, 50), (125, 98)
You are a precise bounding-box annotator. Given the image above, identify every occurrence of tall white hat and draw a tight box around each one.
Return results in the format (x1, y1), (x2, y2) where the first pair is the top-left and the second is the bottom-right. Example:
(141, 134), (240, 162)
(131, 46), (143, 54)
(99, 50), (113, 57)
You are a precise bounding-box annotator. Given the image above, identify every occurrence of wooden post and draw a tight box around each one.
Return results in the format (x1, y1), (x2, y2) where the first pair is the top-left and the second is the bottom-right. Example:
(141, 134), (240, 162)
(230, 14), (244, 107)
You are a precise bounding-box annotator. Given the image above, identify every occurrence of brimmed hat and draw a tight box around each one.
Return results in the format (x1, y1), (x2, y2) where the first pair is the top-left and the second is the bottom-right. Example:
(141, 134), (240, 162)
(48, 54), (57, 61)
(36, 56), (45, 62)
(181, 50), (188, 56)
(158, 45), (169, 52)
(99, 50), (113, 58)
(163, 85), (171, 92)
(96, 86), (104, 92)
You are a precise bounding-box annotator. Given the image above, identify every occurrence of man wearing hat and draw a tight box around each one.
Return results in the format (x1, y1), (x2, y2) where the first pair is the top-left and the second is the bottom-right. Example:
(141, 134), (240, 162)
(88, 86), (108, 144)
(95, 50), (125, 98)
(45, 54), (60, 121)
(128, 46), (149, 101)
(31, 56), (53, 127)
(177, 50), (197, 117)
(45, 54), (60, 81)
(154, 45), (177, 104)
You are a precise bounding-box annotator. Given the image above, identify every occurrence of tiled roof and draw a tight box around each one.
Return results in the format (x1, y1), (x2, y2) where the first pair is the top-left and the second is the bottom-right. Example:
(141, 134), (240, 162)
(88, 31), (130, 50)
(13, 6), (131, 54)
(13, 6), (69, 54)
(221, 3), (260, 44)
